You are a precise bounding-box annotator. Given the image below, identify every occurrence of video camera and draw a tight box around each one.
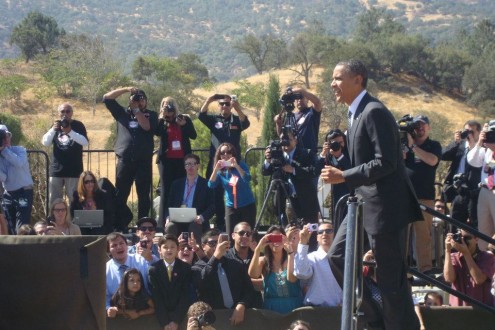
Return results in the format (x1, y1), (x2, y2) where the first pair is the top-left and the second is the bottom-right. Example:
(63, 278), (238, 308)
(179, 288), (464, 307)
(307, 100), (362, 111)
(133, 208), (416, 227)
(56, 118), (70, 131)
(268, 126), (293, 167)
(279, 87), (303, 112)
(397, 114), (418, 145)
(484, 120), (495, 144)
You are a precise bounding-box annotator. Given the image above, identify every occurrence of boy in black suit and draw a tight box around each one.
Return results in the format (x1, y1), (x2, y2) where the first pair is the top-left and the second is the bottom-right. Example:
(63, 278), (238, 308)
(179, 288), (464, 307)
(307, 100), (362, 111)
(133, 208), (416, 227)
(149, 234), (192, 330)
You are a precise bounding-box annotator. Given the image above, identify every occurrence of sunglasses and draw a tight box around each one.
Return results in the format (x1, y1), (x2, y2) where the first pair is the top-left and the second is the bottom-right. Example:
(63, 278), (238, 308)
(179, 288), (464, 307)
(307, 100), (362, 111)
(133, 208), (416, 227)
(139, 226), (156, 232)
(59, 110), (72, 114)
(185, 162), (198, 167)
(318, 229), (334, 235)
(84, 179), (95, 184)
(206, 240), (218, 247)
(235, 230), (252, 237)
(53, 208), (66, 213)
(181, 245), (193, 251)
(220, 150), (232, 155)
(219, 102), (231, 107)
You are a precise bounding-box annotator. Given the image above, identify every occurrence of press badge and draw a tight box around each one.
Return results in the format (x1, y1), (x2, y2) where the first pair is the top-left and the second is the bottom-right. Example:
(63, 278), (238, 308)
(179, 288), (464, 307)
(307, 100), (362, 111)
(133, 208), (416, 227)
(215, 122), (223, 129)
(298, 116), (306, 125)
(229, 175), (239, 186)
(171, 140), (181, 150)
(19, 198), (28, 207)
(129, 121), (138, 129)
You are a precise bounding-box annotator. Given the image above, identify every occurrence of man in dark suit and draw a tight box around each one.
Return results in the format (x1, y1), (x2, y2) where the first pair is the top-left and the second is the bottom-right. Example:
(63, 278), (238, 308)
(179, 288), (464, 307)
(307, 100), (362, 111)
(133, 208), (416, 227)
(262, 129), (320, 226)
(148, 234), (192, 329)
(321, 59), (423, 329)
(442, 120), (482, 228)
(165, 154), (215, 240)
(192, 229), (255, 326)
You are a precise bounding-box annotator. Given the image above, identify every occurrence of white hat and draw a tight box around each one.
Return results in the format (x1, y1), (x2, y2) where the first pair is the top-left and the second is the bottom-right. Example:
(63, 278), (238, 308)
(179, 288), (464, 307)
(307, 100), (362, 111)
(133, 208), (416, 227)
(0, 124), (9, 132)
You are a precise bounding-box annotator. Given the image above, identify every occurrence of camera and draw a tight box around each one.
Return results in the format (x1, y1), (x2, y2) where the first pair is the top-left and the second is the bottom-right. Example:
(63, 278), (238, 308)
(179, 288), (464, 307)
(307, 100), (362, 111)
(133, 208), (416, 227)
(56, 119), (70, 131)
(452, 232), (471, 245)
(484, 120), (495, 144)
(139, 240), (148, 248)
(231, 95), (238, 102)
(460, 129), (473, 139)
(330, 141), (341, 152)
(182, 232), (189, 241)
(397, 114), (418, 145)
(269, 139), (289, 167)
(196, 310), (216, 327)
(308, 223), (319, 232)
(279, 87), (303, 112)
(131, 93), (145, 102)
(452, 173), (467, 191)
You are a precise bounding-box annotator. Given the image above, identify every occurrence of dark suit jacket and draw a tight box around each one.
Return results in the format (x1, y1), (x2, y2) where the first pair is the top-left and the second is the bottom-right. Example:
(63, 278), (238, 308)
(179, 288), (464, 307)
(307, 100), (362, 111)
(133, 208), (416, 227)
(191, 256), (255, 310)
(148, 258), (192, 327)
(155, 116), (197, 163)
(442, 141), (481, 189)
(167, 176), (215, 231)
(262, 146), (320, 220)
(343, 93), (423, 235)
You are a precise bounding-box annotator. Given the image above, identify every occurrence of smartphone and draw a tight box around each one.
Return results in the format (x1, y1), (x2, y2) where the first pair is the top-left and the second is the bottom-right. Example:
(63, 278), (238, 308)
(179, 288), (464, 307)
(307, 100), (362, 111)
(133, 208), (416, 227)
(182, 232), (190, 241)
(155, 232), (164, 237)
(268, 234), (283, 243)
(219, 233), (229, 243)
(213, 93), (227, 100)
(222, 160), (232, 168)
(308, 223), (319, 232)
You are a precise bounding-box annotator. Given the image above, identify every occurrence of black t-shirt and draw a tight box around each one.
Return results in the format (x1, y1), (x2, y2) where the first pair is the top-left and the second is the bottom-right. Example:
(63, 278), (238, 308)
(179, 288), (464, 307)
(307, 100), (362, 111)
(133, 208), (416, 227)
(104, 99), (158, 161)
(405, 137), (442, 199)
(49, 120), (87, 177)
(198, 112), (250, 158)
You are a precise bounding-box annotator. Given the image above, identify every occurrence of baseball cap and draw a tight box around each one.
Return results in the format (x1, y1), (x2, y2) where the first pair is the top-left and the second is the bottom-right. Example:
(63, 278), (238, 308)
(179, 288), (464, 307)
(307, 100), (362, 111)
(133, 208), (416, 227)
(136, 217), (157, 229)
(413, 115), (429, 125)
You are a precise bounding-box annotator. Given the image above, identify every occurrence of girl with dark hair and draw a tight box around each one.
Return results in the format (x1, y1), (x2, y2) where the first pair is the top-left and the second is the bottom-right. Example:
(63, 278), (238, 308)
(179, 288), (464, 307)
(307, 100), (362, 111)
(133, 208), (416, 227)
(70, 170), (114, 234)
(208, 142), (256, 235)
(108, 268), (155, 319)
(248, 225), (302, 314)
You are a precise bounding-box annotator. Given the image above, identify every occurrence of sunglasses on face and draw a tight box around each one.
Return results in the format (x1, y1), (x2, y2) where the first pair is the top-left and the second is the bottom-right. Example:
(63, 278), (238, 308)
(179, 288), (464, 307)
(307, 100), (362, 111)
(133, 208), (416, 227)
(220, 150), (232, 155)
(84, 179), (95, 184)
(139, 226), (155, 232)
(235, 230), (252, 237)
(206, 240), (218, 247)
(181, 245), (193, 251)
(219, 102), (231, 107)
(318, 229), (334, 235)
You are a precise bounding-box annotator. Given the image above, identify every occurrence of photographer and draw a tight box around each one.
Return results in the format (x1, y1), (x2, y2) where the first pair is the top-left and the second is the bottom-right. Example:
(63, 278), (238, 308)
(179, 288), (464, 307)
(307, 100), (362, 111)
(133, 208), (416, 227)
(42, 103), (88, 205)
(103, 87), (158, 231)
(404, 115), (442, 273)
(199, 94), (250, 231)
(262, 129), (319, 226)
(317, 129), (350, 216)
(0, 125), (34, 234)
(467, 120), (495, 251)
(443, 229), (495, 306)
(155, 97), (197, 222)
(442, 120), (482, 228)
(274, 87), (321, 154)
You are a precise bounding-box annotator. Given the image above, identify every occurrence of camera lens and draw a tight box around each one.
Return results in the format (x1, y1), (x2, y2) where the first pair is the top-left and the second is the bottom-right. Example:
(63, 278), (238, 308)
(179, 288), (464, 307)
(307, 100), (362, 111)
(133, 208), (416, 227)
(330, 141), (341, 152)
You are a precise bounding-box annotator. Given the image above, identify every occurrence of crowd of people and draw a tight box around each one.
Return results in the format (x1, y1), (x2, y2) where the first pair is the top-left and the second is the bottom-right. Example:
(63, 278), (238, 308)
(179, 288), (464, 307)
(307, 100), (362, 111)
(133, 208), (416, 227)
(2, 59), (495, 328)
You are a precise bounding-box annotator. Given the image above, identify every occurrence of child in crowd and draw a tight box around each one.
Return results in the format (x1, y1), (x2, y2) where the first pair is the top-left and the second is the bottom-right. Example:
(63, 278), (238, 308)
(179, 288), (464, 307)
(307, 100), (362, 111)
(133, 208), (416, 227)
(107, 268), (155, 319)
(149, 234), (192, 330)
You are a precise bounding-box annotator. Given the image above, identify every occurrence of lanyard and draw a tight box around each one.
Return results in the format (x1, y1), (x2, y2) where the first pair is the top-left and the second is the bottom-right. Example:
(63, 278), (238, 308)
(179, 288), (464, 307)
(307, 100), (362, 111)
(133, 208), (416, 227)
(183, 180), (196, 205)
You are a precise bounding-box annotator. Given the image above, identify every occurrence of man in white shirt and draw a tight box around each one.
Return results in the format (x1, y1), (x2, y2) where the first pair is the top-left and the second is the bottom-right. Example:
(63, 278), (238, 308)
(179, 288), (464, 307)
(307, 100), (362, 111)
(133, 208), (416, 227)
(105, 232), (157, 311)
(293, 221), (342, 306)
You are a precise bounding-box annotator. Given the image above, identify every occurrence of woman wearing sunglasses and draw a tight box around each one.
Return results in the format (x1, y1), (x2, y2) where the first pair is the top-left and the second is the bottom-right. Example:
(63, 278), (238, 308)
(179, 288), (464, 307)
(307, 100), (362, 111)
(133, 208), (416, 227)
(208, 142), (256, 236)
(70, 170), (114, 234)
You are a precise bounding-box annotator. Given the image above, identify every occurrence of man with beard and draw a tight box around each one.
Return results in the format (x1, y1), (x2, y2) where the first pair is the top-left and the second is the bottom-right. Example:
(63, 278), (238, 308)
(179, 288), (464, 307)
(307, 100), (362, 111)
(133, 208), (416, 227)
(405, 115), (442, 273)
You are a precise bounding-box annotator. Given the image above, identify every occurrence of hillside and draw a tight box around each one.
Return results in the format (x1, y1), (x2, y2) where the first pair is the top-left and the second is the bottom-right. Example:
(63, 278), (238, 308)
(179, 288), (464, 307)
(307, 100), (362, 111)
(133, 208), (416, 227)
(9, 65), (478, 150)
(1, 0), (495, 80)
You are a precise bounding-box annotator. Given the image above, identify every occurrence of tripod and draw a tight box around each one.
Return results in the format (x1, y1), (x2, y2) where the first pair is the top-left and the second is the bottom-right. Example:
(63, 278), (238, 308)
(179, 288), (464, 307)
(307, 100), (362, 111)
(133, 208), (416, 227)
(254, 169), (295, 231)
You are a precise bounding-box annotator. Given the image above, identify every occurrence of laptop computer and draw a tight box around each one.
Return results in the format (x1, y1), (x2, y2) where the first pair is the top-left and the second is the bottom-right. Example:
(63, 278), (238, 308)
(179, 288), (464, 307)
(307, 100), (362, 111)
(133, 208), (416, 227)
(73, 210), (104, 228)
(168, 207), (197, 223)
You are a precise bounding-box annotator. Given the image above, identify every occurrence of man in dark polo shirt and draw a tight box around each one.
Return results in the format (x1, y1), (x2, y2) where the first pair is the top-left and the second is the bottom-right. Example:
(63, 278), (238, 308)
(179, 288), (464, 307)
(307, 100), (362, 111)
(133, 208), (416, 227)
(405, 115), (442, 273)
(103, 87), (158, 231)
(199, 94), (250, 231)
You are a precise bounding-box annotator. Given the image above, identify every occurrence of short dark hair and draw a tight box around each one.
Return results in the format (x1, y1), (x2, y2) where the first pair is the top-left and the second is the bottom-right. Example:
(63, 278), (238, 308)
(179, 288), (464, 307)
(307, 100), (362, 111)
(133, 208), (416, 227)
(337, 59), (368, 88)
(464, 120), (482, 133)
(158, 234), (179, 247)
(202, 229), (221, 244)
(184, 153), (200, 164)
(325, 129), (345, 142)
(106, 232), (127, 252)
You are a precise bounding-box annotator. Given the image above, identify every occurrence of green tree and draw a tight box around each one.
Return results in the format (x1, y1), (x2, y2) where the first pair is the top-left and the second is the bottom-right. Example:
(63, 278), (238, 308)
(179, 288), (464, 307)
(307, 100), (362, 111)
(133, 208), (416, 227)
(261, 75), (281, 146)
(462, 48), (495, 107)
(10, 11), (64, 62)
(230, 80), (266, 120)
(234, 34), (271, 75)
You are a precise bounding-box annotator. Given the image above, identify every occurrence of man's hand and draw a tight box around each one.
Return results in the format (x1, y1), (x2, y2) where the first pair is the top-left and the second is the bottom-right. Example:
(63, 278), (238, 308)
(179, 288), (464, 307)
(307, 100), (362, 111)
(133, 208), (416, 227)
(61, 123), (71, 134)
(282, 164), (295, 174)
(299, 226), (310, 245)
(176, 116), (187, 126)
(264, 147), (271, 160)
(321, 165), (345, 184)
(52, 120), (61, 131)
(230, 304), (245, 326)
(320, 141), (330, 158)
(454, 131), (462, 144)
(164, 321), (178, 330)
(213, 240), (229, 259)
